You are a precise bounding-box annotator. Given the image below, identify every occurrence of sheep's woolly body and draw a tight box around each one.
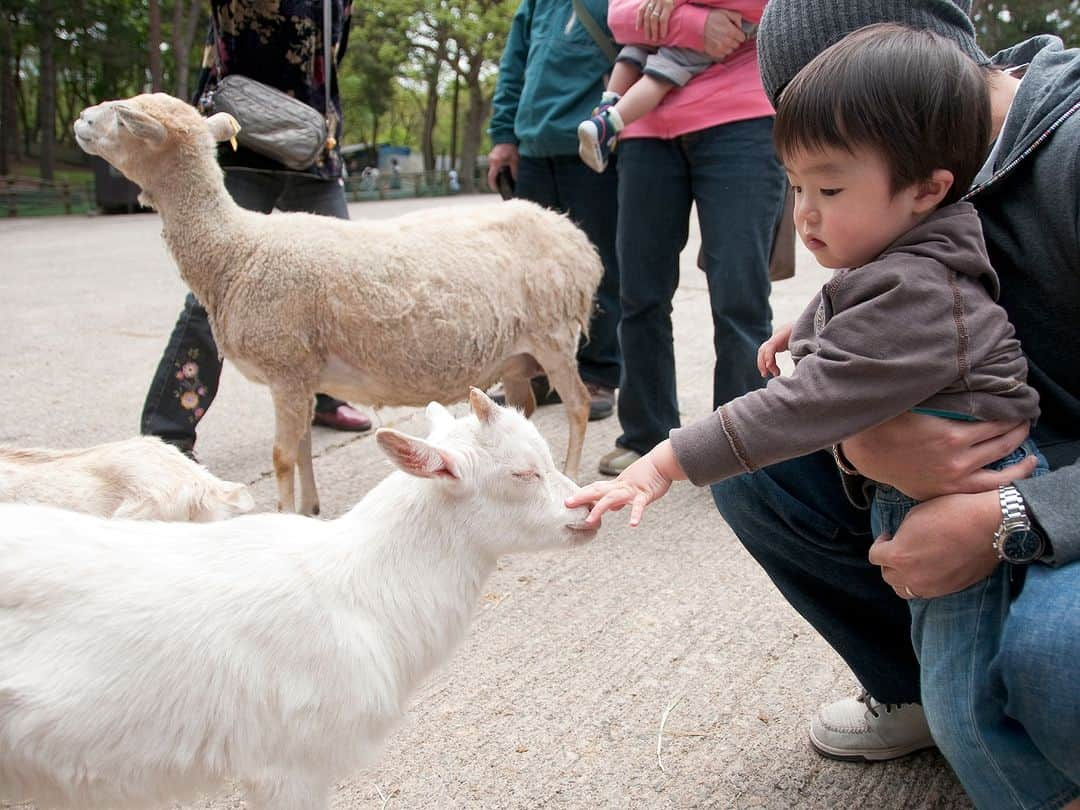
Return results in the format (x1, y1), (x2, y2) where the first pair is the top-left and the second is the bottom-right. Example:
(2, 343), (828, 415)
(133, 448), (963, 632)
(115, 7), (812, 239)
(74, 94), (601, 509)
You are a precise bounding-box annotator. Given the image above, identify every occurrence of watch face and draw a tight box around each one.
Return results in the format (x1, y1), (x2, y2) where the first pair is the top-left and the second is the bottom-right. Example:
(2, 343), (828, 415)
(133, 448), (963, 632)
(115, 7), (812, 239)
(1003, 529), (1044, 563)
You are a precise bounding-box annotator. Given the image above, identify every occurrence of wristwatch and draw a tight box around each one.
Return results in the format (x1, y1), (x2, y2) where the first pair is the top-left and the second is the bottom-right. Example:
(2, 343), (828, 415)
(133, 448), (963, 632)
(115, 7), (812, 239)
(992, 484), (1046, 564)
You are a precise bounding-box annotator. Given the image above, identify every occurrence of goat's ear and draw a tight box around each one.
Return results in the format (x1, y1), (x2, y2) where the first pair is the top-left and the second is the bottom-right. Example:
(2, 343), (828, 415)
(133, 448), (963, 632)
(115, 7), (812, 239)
(205, 112), (241, 143)
(376, 429), (462, 480)
(114, 105), (167, 145)
(469, 386), (499, 425)
(425, 401), (455, 432)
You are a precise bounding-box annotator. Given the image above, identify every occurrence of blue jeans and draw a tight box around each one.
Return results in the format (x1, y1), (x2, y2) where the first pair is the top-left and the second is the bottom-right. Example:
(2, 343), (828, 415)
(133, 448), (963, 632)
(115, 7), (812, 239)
(711, 450), (918, 702)
(141, 169), (349, 445)
(614, 117), (786, 453)
(873, 442), (1079, 808)
(515, 154), (622, 390)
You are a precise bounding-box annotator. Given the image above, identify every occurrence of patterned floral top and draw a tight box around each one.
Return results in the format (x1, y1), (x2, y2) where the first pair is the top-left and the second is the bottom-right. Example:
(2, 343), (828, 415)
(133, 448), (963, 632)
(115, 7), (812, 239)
(195, 0), (353, 179)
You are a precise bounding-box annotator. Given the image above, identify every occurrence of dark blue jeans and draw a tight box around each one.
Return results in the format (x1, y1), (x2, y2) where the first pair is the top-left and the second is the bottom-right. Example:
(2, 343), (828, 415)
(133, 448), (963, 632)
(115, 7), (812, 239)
(515, 154), (622, 390)
(141, 169), (349, 446)
(614, 117), (786, 453)
(710, 451), (920, 703)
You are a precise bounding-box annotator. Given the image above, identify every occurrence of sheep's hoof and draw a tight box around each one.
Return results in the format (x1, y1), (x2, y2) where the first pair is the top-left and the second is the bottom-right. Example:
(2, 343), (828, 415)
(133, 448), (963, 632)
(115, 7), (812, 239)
(311, 503), (321, 516)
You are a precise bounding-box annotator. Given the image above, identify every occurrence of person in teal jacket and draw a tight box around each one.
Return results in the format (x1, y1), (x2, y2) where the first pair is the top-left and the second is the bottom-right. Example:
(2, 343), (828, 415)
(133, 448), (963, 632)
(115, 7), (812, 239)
(486, 0), (621, 421)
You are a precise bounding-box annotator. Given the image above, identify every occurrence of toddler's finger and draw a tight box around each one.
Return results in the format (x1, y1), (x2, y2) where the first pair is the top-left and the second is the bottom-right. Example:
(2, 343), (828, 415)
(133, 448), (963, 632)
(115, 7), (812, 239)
(628, 492), (649, 527)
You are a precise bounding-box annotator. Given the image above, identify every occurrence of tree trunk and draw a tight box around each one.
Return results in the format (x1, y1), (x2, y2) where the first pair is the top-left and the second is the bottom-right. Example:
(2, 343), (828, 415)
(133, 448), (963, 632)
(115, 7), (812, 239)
(148, 0), (163, 91)
(420, 29), (447, 173)
(458, 61), (490, 194)
(37, 0), (56, 180)
(173, 0), (203, 101)
(0, 12), (16, 174)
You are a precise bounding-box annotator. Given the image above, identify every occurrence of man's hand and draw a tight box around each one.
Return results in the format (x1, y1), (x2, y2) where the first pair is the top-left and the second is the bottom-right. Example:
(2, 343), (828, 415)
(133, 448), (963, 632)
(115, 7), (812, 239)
(868, 490), (1001, 599)
(566, 440), (685, 527)
(637, 0), (675, 40)
(487, 142), (519, 193)
(841, 413), (1036, 500)
(757, 322), (792, 378)
(702, 9), (746, 59)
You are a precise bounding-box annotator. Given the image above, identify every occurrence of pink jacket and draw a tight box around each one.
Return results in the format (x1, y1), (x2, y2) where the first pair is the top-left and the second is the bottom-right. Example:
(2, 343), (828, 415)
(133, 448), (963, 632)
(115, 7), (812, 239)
(607, 0), (774, 139)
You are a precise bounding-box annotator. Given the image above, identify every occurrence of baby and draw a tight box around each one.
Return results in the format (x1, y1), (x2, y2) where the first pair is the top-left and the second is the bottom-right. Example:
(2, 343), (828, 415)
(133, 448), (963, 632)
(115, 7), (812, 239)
(577, 0), (757, 172)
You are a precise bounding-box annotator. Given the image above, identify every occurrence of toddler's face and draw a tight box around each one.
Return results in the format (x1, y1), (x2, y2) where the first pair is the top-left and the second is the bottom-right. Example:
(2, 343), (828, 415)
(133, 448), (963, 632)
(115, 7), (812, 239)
(784, 146), (926, 270)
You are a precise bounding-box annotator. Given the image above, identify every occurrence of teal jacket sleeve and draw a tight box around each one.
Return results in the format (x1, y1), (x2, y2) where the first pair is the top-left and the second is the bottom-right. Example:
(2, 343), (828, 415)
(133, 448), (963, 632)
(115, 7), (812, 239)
(488, 0), (534, 145)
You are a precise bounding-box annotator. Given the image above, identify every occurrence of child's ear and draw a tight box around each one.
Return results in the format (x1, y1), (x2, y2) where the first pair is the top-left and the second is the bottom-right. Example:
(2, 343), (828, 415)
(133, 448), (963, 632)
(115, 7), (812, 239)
(912, 169), (955, 214)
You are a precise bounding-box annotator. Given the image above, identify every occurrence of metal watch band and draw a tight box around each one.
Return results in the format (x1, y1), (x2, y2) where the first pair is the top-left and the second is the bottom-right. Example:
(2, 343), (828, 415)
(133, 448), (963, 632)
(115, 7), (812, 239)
(997, 484), (1029, 530)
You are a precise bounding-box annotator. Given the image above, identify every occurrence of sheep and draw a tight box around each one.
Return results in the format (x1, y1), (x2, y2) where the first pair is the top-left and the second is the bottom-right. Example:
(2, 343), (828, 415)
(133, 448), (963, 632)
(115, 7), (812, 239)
(73, 93), (604, 515)
(0, 436), (254, 521)
(0, 389), (599, 810)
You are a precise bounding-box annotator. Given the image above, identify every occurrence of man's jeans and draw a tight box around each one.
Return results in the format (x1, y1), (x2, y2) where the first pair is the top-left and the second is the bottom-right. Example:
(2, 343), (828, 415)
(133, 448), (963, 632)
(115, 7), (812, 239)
(141, 169), (349, 445)
(874, 442), (1079, 808)
(516, 154), (622, 390)
(711, 450), (919, 702)
(614, 117), (786, 453)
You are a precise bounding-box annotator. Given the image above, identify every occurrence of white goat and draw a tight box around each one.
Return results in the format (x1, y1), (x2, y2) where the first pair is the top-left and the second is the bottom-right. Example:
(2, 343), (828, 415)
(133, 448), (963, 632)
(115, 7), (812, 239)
(0, 436), (253, 521)
(73, 93), (603, 515)
(0, 389), (598, 810)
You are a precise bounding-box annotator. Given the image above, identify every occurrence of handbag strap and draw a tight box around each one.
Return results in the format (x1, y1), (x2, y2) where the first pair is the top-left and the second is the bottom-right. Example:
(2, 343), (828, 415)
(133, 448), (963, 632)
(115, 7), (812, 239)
(323, 0), (335, 151)
(571, 0), (618, 63)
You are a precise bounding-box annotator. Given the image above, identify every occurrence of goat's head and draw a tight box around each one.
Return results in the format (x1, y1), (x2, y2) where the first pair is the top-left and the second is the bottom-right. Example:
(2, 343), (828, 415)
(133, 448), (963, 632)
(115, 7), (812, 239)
(376, 388), (598, 556)
(74, 93), (239, 202)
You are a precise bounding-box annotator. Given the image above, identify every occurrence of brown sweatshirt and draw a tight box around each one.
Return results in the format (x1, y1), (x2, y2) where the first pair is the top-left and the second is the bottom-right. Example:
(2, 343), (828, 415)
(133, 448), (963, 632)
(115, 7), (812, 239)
(670, 202), (1041, 486)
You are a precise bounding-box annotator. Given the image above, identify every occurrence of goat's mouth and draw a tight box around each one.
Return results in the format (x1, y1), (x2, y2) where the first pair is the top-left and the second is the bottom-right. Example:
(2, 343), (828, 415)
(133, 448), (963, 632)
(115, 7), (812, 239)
(565, 520), (598, 543)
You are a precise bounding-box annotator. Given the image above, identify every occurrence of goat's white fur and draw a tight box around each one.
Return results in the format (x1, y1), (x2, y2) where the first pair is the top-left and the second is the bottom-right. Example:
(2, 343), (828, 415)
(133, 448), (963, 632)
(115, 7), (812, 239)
(0, 390), (596, 809)
(73, 94), (603, 515)
(0, 436), (253, 521)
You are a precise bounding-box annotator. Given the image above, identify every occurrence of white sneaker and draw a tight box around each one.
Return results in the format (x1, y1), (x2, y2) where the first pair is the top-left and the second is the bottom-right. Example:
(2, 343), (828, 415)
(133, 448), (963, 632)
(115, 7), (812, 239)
(809, 690), (935, 761)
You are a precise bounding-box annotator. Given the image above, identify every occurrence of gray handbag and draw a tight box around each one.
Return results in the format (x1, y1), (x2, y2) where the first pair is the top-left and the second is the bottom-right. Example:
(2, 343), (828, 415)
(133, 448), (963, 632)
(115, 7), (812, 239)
(206, 1), (335, 171)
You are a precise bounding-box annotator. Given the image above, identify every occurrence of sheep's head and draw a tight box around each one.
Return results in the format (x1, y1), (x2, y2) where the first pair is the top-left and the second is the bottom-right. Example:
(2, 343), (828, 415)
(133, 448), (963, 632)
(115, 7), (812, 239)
(74, 93), (240, 204)
(376, 388), (599, 557)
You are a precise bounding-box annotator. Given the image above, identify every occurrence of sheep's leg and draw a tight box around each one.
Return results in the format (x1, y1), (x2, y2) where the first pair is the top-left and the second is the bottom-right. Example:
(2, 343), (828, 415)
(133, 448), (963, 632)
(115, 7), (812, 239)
(297, 425), (320, 516)
(501, 375), (537, 417)
(245, 777), (329, 810)
(532, 348), (590, 480)
(269, 386), (316, 514)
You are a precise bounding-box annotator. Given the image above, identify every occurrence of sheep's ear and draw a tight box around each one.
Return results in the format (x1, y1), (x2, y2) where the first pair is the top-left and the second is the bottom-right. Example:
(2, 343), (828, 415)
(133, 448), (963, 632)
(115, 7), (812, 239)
(114, 104), (167, 145)
(376, 429), (462, 480)
(206, 112), (241, 143)
(469, 386), (498, 425)
(425, 401), (455, 432)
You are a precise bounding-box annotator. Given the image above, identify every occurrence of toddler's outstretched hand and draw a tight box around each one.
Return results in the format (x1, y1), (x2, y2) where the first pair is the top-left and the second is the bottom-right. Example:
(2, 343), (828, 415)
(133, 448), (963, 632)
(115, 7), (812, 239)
(757, 322), (793, 378)
(566, 441), (684, 528)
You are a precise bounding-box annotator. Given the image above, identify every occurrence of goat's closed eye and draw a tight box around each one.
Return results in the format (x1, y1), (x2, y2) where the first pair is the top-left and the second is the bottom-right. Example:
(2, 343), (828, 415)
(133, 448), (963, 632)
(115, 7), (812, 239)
(511, 470), (540, 481)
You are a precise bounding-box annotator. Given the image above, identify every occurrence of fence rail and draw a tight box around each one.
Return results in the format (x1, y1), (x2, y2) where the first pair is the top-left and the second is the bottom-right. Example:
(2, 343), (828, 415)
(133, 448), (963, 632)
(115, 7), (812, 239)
(2, 167), (490, 218)
(2, 175), (95, 217)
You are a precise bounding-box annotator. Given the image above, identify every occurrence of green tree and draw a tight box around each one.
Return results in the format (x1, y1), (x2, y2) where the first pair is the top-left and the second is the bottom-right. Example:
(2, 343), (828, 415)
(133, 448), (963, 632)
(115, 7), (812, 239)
(972, 1), (1080, 52)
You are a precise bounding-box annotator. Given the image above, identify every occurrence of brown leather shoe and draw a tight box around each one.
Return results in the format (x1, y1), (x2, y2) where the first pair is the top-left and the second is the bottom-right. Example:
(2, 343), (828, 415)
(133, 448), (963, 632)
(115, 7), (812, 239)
(312, 403), (372, 432)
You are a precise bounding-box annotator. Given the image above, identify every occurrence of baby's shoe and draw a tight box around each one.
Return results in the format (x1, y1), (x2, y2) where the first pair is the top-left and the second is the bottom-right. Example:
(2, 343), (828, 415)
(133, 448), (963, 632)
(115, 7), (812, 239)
(577, 107), (623, 173)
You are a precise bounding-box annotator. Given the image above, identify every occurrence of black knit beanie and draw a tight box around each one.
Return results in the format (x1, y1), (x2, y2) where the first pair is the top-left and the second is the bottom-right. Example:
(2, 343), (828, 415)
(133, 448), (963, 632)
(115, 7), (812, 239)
(758, 0), (991, 106)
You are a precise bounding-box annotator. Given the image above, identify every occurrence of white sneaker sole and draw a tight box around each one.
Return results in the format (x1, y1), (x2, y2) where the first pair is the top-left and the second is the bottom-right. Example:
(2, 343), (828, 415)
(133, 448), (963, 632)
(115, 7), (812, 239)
(577, 121), (607, 173)
(808, 722), (936, 762)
